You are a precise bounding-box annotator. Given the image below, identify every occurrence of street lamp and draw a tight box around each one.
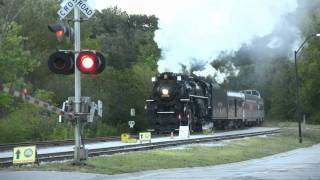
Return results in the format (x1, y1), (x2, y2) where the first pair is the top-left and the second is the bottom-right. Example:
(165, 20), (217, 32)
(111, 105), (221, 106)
(294, 33), (320, 143)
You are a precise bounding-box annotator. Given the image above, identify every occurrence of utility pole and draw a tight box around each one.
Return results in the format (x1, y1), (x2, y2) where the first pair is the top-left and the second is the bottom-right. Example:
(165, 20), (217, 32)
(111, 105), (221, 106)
(294, 50), (302, 144)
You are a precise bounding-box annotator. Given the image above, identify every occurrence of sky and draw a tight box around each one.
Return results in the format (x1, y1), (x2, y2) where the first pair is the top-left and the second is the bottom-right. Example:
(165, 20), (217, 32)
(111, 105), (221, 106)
(90, 0), (298, 76)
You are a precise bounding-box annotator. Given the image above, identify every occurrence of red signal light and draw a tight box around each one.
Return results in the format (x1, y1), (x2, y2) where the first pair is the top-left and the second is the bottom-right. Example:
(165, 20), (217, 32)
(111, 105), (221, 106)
(48, 24), (73, 42)
(55, 30), (64, 37)
(76, 51), (106, 74)
(78, 53), (96, 73)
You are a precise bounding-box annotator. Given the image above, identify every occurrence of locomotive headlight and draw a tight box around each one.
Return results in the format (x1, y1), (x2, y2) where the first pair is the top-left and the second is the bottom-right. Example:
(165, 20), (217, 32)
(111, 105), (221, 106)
(177, 76), (181, 81)
(151, 77), (156, 82)
(162, 88), (169, 96)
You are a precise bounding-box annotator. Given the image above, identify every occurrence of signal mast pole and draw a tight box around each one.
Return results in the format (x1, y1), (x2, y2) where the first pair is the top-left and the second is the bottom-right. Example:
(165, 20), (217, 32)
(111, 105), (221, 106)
(74, 6), (83, 165)
(53, 0), (102, 165)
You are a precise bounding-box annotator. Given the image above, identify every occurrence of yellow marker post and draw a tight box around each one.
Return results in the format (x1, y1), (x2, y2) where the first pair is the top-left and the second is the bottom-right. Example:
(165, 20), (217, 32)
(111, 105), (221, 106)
(121, 133), (137, 143)
(13, 146), (37, 164)
(139, 132), (151, 143)
(121, 133), (130, 142)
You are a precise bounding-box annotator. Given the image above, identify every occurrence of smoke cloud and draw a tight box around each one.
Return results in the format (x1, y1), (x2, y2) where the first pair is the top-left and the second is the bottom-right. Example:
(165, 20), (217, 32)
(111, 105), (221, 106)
(92, 0), (317, 78)
(207, 0), (320, 79)
(154, 0), (298, 75)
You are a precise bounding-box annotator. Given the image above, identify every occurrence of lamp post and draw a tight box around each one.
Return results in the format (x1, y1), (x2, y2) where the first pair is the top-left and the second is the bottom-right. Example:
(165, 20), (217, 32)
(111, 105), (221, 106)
(294, 33), (320, 143)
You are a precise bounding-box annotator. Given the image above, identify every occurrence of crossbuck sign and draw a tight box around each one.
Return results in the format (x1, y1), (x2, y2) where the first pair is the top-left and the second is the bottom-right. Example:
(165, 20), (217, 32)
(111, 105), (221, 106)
(58, 0), (95, 19)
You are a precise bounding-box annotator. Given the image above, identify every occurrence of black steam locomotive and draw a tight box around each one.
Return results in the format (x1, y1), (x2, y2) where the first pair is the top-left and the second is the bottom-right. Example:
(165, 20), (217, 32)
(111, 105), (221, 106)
(146, 72), (264, 133)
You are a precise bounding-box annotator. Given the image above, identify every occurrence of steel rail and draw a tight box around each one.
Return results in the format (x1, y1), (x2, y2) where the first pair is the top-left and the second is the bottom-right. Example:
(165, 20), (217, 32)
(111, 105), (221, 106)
(0, 129), (280, 167)
(0, 136), (121, 151)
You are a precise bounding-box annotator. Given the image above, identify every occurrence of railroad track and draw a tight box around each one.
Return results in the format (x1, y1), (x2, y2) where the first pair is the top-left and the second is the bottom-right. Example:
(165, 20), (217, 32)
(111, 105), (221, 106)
(0, 136), (121, 151)
(0, 129), (280, 167)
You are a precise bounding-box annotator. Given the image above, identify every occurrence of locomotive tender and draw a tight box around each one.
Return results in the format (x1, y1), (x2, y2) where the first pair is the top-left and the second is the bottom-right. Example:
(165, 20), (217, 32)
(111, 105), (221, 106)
(146, 72), (264, 133)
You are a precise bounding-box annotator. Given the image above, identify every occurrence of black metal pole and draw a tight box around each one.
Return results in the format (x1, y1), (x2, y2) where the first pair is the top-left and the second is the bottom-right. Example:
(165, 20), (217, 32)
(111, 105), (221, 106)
(294, 50), (302, 143)
(293, 33), (320, 143)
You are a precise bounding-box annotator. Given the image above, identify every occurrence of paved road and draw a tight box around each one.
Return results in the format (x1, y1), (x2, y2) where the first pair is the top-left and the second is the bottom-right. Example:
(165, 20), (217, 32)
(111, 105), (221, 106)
(1, 143), (320, 180)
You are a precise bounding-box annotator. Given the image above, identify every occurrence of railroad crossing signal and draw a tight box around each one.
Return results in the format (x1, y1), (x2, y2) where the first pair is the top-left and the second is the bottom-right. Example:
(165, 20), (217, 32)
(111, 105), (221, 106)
(47, 50), (105, 75)
(76, 51), (106, 74)
(47, 0), (98, 165)
(58, 0), (95, 19)
(48, 23), (73, 42)
(48, 51), (74, 75)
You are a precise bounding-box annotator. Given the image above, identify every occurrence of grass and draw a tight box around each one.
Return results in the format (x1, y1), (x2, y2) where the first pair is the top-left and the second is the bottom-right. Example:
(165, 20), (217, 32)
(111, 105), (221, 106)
(9, 122), (320, 175)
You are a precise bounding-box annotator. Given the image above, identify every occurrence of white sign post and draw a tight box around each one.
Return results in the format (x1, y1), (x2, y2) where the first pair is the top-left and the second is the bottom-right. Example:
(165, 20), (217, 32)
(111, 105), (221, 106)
(179, 126), (190, 139)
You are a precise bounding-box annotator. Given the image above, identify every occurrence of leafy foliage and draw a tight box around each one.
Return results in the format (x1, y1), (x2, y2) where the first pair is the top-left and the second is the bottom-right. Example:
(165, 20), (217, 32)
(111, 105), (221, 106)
(0, 2), (160, 143)
(297, 5), (320, 124)
(91, 8), (160, 70)
(81, 63), (155, 133)
(0, 22), (35, 83)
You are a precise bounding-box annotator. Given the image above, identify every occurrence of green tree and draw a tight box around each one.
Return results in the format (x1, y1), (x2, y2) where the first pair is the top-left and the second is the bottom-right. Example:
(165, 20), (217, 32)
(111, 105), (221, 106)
(266, 58), (295, 119)
(297, 4), (320, 124)
(91, 7), (160, 69)
(0, 22), (36, 117)
(0, 22), (35, 83)
(82, 63), (156, 134)
(0, 4), (162, 142)
(299, 44), (320, 123)
(0, 89), (72, 143)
